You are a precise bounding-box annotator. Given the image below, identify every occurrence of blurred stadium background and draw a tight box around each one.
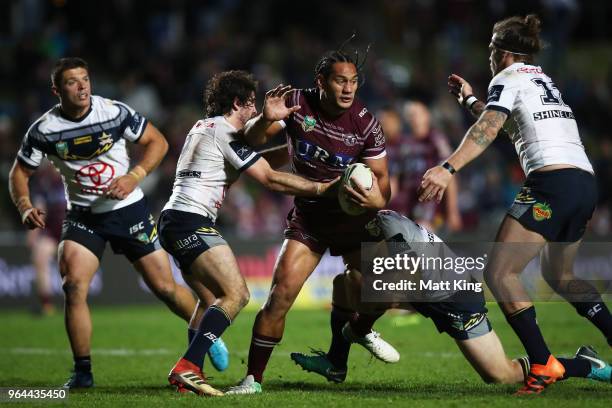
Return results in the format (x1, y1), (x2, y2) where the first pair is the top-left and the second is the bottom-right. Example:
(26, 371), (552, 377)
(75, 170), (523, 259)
(2, 2), (612, 406)
(1, 0), (611, 309)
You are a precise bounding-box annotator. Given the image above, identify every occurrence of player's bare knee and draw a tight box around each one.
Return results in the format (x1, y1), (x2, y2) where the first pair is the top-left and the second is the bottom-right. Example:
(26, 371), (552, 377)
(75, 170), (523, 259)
(480, 369), (514, 384)
(483, 266), (505, 288)
(150, 282), (177, 304)
(263, 287), (295, 318)
(217, 285), (249, 313)
(236, 286), (250, 310)
(61, 277), (87, 302)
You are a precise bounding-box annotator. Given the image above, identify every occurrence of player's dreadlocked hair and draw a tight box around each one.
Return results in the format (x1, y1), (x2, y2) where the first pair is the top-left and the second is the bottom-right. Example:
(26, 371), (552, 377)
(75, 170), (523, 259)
(51, 57), (89, 87)
(204, 70), (258, 117)
(314, 33), (371, 86)
(492, 14), (543, 62)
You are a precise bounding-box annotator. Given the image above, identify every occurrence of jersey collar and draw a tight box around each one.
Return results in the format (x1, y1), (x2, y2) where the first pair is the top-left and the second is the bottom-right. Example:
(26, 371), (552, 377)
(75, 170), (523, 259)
(58, 98), (93, 123)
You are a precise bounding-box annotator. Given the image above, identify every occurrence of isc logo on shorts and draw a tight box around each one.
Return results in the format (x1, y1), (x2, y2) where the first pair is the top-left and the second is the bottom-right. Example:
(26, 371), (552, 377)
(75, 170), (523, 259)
(129, 222), (144, 234)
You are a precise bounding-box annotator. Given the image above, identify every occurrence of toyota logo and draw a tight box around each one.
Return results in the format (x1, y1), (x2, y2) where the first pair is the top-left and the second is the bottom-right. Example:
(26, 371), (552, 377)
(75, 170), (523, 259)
(75, 162), (115, 188)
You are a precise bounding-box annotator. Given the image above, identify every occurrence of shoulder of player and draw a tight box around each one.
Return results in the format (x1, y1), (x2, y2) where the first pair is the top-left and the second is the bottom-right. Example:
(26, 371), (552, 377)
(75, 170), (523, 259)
(290, 87), (313, 108)
(94, 95), (135, 115)
(490, 63), (544, 86)
(300, 87), (316, 101)
(190, 116), (242, 144)
(187, 116), (220, 137)
(26, 106), (61, 138)
(351, 101), (380, 136)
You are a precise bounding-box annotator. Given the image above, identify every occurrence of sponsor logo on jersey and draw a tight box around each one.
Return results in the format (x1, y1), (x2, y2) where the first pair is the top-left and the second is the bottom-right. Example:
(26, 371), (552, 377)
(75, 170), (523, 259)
(358, 108), (368, 118)
(55, 141), (69, 159)
(517, 66), (543, 74)
(295, 139), (353, 167)
(487, 85), (504, 103)
(533, 110), (575, 121)
(229, 141), (253, 161)
(532, 202), (552, 221)
(343, 134), (357, 146)
(178, 170), (202, 178)
(99, 132), (113, 147)
(301, 115), (317, 132)
(75, 162), (115, 194)
(55, 140), (114, 161)
(20, 141), (33, 158)
(129, 113), (145, 134)
(195, 119), (215, 129)
(514, 188), (536, 204)
(74, 135), (92, 145)
(373, 123), (385, 147)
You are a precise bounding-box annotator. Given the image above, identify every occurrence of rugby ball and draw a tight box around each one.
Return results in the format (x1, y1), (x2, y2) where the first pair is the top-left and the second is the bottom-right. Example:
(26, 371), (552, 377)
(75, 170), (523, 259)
(338, 163), (373, 216)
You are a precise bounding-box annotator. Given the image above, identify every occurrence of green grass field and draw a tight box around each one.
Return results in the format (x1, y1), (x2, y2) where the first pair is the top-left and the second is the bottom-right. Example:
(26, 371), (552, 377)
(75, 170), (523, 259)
(1, 303), (610, 407)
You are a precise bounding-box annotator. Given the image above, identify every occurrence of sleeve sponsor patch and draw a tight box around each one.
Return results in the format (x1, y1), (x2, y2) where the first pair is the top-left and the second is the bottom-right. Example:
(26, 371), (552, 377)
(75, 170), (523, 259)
(373, 124), (385, 147)
(129, 112), (145, 134)
(229, 141), (254, 161)
(487, 85), (504, 103)
(20, 140), (34, 158)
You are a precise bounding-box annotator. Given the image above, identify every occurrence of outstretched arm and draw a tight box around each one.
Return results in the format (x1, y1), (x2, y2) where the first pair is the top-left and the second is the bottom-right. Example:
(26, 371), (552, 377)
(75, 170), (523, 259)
(243, 84), (300, 146)
(245, 157), (339, 197)
(448, 74), (486, 119)
(419, 109), (507, 203)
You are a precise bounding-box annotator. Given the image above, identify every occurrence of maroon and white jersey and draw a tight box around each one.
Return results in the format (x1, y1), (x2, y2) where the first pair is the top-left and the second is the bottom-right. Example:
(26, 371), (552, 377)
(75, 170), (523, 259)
(279, 88), (386, 214)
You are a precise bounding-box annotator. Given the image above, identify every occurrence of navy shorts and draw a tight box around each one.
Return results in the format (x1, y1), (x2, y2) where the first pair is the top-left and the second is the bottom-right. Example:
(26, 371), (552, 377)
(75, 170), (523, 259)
(61, 197), (161, 262)
(157, 209), (227, 273)
(508, 168), (597, 242)
(412, 294), (492, 340)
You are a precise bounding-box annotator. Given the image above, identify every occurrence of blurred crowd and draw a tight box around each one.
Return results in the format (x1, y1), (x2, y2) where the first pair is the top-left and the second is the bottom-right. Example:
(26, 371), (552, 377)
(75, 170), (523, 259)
(2, 0), (611, 240)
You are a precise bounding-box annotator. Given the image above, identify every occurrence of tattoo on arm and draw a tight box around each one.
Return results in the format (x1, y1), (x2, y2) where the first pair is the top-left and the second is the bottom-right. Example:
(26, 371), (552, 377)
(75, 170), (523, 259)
(467, 110), (507, 147)
(469, 100), (486, 118)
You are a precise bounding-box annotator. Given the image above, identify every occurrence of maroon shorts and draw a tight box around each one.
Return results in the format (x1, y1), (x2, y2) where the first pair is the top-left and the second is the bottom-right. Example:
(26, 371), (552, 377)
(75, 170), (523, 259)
(284, 207), (378, 256)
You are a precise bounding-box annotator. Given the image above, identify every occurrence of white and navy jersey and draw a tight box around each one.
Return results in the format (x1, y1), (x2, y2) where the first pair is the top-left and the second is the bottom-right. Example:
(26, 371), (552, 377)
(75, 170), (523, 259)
(163, 116), (260, 221)
(17, 95), (148, 213)
(485, 63), (593, 175)
(368, 210), (443, 244)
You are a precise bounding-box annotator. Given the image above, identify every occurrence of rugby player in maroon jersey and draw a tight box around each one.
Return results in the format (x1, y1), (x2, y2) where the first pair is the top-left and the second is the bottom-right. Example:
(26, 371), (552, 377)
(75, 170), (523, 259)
(226, 44), (400, 394)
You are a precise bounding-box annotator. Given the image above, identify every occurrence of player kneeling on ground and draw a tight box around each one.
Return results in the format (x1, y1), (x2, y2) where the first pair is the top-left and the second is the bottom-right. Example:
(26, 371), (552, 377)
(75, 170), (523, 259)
(291, 210), (612, 386)
(159, 71), (338, 396)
